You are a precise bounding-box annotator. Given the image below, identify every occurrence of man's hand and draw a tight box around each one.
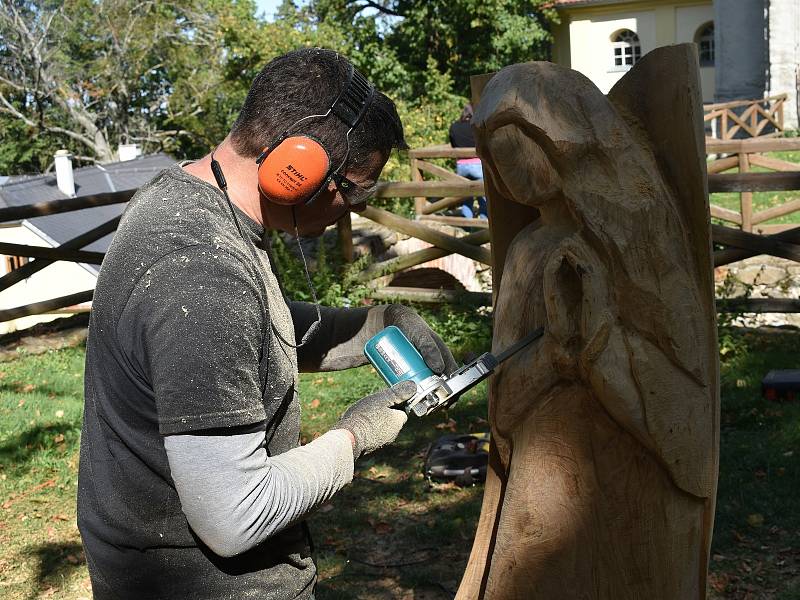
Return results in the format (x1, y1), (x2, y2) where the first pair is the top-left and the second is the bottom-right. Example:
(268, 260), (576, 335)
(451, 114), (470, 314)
(335, 380), (416, 459)
(383, 305), (458, 376)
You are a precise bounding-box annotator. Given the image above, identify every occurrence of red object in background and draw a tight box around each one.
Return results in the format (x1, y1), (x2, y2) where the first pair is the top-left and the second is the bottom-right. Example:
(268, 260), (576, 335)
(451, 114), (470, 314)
(761, 370), (800, 402)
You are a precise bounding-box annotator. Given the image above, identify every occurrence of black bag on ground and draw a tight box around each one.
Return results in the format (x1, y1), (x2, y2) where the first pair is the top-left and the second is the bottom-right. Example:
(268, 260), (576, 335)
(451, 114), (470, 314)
(424, 433), (490, 487)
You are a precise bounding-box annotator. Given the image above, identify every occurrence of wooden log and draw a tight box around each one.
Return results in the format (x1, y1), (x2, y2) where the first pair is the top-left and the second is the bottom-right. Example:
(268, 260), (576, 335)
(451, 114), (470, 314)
(709, 204), (743, 224)
(752, 198), (800, 224)
(716, 298), (800, 313)
(369, 286), (491, 305)
(458, 45), (718, 600)
(708, 171), (800, 193)
(0, 242), (105, 264)
(359, 205), (492, 265)
(418, 215), (489, 228)
(754, 223), (800, 234)
(705, 137), (800, 155)
(748, 154), (800, 172)
(421, 195), (466, 215)
(739, 152), (753, 231)
(470, 72), (497, 107)
(714, 226), (800, 266)
(336, 213), (353, 263)
(0, 189), (133, 223)
(357, 229), (490, 282)
(374, 180), (484, 198)
(410, 156), (428, 216)
(0, 216), (120, 293)
(409, 145), (479, 159)
(415, 160), (469, 181)
(0, 289), (94, 323)
(706, 156), (739, 174)
(711, 224), (800, 262)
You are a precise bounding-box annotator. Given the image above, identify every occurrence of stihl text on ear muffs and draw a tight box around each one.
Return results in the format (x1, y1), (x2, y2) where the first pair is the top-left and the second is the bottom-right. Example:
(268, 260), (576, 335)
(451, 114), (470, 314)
(257, 136), (331, 206)
(256, 62), (375, 207)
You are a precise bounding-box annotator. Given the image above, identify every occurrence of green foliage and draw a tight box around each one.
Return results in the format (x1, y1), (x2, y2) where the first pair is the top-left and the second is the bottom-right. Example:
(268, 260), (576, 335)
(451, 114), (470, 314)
(267, 233), (374, 308)
(311, 0), (557, 98)
(416, 303), (493, 360)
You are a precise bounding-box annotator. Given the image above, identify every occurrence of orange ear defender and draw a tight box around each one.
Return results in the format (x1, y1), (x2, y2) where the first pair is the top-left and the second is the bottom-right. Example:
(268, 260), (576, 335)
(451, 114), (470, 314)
(256, 61), (375, 207)
(257, 136), (331, 206)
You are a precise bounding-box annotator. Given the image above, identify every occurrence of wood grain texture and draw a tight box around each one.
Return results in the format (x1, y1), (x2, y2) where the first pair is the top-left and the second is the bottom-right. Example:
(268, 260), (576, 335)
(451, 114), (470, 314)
(456, 45), (719, 599)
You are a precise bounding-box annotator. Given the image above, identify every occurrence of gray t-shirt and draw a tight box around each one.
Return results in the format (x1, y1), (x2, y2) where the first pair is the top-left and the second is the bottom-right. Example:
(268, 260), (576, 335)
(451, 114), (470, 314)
(77, 163), (338, 599)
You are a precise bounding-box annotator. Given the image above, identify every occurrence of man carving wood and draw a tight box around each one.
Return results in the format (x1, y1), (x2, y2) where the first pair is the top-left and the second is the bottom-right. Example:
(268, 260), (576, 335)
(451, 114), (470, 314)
(457, 45), (719, 599)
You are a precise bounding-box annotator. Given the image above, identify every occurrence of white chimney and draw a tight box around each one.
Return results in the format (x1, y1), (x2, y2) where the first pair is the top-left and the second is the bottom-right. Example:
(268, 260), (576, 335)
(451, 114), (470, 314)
(54, 149), (76, 197)
(118, 143), (139, 162)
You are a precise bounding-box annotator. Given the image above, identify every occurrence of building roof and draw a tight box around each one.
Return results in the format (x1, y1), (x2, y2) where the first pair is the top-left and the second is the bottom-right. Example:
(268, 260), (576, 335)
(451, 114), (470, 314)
(0, 153), (175, 274)
(553, 0), (646, 7)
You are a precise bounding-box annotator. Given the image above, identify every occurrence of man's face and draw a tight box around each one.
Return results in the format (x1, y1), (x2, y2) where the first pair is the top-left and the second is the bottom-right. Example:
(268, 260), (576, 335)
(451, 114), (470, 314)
(262, 151), (386, 237)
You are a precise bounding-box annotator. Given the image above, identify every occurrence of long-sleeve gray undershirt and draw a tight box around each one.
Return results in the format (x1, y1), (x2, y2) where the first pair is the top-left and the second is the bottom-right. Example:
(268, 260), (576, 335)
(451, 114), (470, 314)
(165, 427), (354, 558)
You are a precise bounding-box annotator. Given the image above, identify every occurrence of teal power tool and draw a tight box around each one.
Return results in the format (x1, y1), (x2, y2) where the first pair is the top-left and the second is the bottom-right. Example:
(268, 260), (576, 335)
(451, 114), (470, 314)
(364, 326), (545, 417)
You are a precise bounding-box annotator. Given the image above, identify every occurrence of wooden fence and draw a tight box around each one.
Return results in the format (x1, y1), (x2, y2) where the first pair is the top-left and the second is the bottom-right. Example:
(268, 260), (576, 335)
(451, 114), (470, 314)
(707, 137), (800, 233)
(704, 94), (787, 140)
(2, 137), (800, 322)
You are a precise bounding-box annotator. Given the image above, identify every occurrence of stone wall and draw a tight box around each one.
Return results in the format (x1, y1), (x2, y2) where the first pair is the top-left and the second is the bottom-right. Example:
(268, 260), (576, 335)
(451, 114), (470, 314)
(715, 255), (800, 327)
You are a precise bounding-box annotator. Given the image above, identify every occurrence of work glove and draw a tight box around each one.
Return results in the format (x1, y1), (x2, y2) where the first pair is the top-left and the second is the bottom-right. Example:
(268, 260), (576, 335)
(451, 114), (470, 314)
(335, 380), (417, 460)
(382, 305), (458, 376)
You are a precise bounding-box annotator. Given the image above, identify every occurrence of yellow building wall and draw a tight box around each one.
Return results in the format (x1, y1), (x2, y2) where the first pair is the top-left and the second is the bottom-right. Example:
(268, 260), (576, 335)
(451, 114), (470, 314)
(554, 1), (715, 102)
(0, 225), (95, 333)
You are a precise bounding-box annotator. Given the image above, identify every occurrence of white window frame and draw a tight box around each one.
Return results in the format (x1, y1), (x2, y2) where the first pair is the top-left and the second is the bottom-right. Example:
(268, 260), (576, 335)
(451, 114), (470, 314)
(696, 22), (714, 67)
(609, 29), (642, 72)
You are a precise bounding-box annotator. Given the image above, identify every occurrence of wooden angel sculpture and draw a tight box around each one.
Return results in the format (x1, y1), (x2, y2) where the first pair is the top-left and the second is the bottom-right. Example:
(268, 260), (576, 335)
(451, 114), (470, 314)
(456, 45), (719, 599)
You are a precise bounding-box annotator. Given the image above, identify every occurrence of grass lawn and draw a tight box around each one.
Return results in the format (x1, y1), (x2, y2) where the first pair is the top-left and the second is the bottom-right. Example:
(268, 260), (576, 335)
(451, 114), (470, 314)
(1, 326), (799, 599)
(710, 150), (800, 227)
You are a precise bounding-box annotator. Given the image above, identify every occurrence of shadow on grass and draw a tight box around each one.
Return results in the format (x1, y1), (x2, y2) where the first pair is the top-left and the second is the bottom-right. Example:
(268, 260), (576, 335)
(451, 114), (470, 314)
(311, 391), (489, 599)
(0, 422), (79, 472)
(25, 541), (85, 600)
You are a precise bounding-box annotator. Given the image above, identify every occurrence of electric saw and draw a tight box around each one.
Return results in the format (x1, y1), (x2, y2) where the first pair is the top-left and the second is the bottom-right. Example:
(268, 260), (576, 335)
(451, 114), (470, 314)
(364, 325), (544, 417)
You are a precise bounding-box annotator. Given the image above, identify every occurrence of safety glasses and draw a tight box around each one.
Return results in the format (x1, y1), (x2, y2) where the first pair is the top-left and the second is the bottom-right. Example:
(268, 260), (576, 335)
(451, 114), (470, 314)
(331, 172), (377, 207)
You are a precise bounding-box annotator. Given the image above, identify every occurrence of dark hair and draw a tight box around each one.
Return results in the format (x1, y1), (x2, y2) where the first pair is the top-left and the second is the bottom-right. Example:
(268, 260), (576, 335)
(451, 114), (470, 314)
(230, 48), (407, 173)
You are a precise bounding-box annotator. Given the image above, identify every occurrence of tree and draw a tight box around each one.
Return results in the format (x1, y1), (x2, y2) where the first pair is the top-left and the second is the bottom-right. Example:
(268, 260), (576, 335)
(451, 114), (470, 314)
(311, 0), (557, 98)
(0, 0), (256, 169)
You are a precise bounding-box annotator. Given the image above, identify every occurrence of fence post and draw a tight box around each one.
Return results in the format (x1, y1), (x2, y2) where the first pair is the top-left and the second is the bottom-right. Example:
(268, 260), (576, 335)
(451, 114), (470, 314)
(739, 151), (753, 232)
(410, 155), (427, 218)
(337, 213), (354, 263)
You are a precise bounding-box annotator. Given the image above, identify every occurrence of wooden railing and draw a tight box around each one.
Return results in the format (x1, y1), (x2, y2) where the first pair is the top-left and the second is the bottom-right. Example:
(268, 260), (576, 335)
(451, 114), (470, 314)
(2, 138), (800, 320)
(409, 144), (487, 229)
(707, 137), (800, 233)
(704, 94), (787, 140)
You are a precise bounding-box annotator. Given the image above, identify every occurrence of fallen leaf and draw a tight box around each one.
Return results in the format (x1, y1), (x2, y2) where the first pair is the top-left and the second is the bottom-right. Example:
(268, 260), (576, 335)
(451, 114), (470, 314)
(22, 383), (36, 392)
(53, 434), (65, 444)
(52, 513), (69, 521)
(55, 410), (64, 418)
(66, 554), (80, 564)
(326, 377), (335, 384)
(435, 418), (457, 432)
(372, 521), (393, 535)
(747, 513), (764, 527)
(708, 572), (729, 593)
(17, 399), (25, 408)
(319, 504), (335, 513)
(310, 399), (320, 409)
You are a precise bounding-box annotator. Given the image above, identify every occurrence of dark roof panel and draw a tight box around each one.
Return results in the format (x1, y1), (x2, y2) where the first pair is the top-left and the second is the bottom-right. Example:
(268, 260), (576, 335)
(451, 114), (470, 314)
(0, 153), (176, 275)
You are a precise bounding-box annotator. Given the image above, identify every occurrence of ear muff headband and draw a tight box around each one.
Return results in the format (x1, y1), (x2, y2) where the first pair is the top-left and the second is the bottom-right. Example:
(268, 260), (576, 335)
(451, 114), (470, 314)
(257, 136), (331, 206)
(256, 62), (376, 207)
